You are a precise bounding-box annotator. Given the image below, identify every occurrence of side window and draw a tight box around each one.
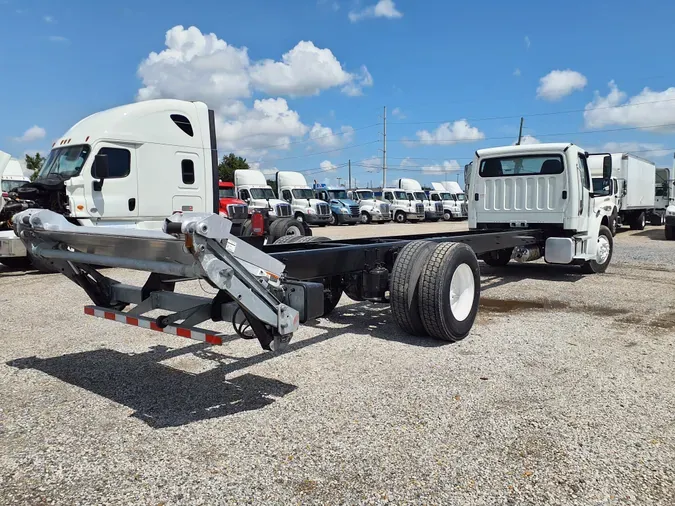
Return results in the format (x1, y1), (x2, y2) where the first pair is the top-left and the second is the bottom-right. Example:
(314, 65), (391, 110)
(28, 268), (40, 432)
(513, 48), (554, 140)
(384, 192), (394, 201)
(431, 194), (440, 201)
(181, 159), (195, 185)
(282, 190), (292, 202)
(92, 147), (130, 179)
(239, 189), (250, 201)
(171, 114), (194, 137)
(578, 155), (590, 190)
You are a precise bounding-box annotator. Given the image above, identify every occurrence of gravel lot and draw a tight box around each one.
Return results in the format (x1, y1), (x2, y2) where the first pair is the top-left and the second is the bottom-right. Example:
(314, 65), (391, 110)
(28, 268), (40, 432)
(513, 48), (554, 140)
(1, 221), (674, 505)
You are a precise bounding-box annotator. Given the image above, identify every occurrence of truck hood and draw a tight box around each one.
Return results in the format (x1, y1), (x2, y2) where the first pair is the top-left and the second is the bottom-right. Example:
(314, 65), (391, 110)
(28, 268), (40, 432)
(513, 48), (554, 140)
(334, 199), (359, 207)
(219, 197), (247, 206)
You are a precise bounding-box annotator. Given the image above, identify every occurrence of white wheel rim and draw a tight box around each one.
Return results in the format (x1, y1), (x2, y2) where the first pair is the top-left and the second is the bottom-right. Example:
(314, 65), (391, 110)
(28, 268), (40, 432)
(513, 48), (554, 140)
(449, 263), (475, 322)
(361, 214), (368, 223)
(287, 226), (302, 236)
(597, 235), (610, 264)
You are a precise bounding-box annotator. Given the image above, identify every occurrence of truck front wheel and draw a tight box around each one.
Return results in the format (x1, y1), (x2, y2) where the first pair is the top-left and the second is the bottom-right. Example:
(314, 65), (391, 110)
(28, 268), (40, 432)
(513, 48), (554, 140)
(394, 211), (406, 223)
(581, 225), (613, 274)
(630, 212), (646, 231)
(360, 212), (372, 224)
(443, 211), (453, 221)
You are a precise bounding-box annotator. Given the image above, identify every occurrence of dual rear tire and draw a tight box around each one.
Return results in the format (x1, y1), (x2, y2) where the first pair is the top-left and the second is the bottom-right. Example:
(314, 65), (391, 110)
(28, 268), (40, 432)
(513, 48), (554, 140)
(390, 240), (480, 342)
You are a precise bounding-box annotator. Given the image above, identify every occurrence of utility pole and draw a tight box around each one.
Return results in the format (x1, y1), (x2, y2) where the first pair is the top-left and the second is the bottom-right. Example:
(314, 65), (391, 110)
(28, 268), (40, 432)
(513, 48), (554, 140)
(382, 106), (387, 189)
(516, 117), (524, 145)
(348, 159), (352, 189)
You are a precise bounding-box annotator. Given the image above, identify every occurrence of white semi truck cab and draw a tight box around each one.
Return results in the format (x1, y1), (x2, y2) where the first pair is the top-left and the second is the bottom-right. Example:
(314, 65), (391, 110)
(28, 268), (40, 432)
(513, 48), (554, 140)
(379, 187), (425, 223)
(234, 169), (292, 221)
(469, 142), (615, 272)
(429, 182), (468, 221)
(276, 171), (331, 226)
(348, 189), (391, 224)
(398, 178), (443, 222)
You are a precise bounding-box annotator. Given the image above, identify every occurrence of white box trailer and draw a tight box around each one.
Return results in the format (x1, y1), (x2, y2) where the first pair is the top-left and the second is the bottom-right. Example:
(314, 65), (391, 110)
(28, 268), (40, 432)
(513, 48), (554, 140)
(589, 152), (657, 232)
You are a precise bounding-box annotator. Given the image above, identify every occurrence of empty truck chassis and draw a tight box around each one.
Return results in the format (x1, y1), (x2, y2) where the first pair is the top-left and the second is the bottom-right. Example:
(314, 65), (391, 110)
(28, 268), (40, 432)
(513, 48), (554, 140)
(14, 208), (551, 353)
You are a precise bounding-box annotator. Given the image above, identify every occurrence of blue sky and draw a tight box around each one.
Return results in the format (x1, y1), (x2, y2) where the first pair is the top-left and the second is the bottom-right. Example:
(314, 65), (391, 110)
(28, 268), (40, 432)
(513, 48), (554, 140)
(1, 0), (674, 188)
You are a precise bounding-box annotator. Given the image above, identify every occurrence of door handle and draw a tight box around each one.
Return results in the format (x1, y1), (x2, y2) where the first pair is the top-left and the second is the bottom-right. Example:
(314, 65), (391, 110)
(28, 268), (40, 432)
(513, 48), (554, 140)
(128, 198), (136, 211)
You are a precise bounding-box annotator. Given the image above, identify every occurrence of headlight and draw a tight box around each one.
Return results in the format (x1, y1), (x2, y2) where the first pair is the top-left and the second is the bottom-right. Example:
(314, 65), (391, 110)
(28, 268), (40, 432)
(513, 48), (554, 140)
(373, 208), (381, 214)
(340, 208), (349, 214)
(667, 208), (675, 216)
(307, 208), (315, 214)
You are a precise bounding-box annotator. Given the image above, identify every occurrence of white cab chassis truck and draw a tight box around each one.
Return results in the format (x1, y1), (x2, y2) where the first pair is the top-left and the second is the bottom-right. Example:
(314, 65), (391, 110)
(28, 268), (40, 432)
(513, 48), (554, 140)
(429, 182), (467, 221)
(469, 143), (615, 273)
(666, 155), (675, 240)
(380, 188), (425, 223)
(398, 178), (443, 221)
(348, 189), (391, 224)
(588, 152), (658, 233)
(276, 171), (331, 226)
(0, 99), (306, 269)
(233, 169), (291, 222)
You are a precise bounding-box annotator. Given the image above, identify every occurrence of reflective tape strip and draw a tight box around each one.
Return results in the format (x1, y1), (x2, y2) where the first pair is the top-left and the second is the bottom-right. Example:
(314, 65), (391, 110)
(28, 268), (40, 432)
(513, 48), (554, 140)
(84, 306), (223, 345)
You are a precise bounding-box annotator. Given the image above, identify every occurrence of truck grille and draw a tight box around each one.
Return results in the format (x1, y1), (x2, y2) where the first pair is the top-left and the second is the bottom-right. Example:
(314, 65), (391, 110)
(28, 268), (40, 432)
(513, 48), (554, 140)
(349, 205), (360, 218)
(276, 203), (292, 217)
(317, 203), (330, 216)
(435, 202), (443, 213)
(461, 202), (468, 215)
(226, 204), (248, 221)
(416, 203), (424, 214)
(379, 203), (390, 215)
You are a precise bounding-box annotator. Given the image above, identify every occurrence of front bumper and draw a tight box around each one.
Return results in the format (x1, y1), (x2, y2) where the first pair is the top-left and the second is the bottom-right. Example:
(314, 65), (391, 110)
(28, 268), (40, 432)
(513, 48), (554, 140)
(407, 212), (426, 221)
(370, 213), (391, 222)
(425, 211), (443, 220)
(338, 214), (360, 224)
(0, 232), (27, 258)
(305, 214), (331, 225)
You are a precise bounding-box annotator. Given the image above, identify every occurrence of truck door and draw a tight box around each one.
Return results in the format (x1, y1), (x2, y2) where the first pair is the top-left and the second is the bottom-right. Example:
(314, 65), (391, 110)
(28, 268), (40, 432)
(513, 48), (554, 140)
(88, 144), (139, 220)
(577, 153), (592, 231)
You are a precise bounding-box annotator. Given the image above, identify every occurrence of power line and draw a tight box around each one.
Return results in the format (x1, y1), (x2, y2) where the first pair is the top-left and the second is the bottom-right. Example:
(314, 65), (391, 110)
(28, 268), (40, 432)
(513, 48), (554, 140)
(269, 140), (380, 162)
(388, 98), (675, 126)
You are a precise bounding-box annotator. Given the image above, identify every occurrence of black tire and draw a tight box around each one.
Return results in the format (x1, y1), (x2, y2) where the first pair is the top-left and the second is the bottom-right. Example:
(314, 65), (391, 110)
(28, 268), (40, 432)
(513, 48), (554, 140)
(443, 211), (452, 221)
(609, 209), (618, 236)
(329, 213), (338, 226)
(665, 225), (674, 241)
(480, 248), (513, 267)
(0, 256), (32, 269)
(360, 212), (372, 224)
(322, 275), (343, 316)
(272, 235), (329, 245)
(650, 214), (664, 226)
(241, 219), (253, 236)
(630, 212), (646, 231)
(389, 240), (437, 336)
(394, 211), (406, 224)
(418, 243), (480, 342)
(581, 225), (613, 274)
(269, 217), (305, 239)
(294, 212), (304, 223)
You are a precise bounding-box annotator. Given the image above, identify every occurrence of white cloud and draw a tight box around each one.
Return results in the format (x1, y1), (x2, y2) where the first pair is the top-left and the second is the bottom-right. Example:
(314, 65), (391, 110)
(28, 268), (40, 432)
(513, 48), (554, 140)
(415, 120), (485, 145)
(341, 65), (374, 97)
(517, 134), (540, 145)
(317, 0), (340, 11)
(513, 68), (521, 77)
(360, 156), (381, 172)
(43, 15), (55, 23)
(583, 81), (675, 133)
(14, 126), (46, 143)
(320, 160), (338, 172)
(309, 123), (355, 148)
(391, 107), (406, 119)
(601, 141), (670, 158)
(48, 35), (68, 43)
(214, 98), (308, 156)
(349, 0), (403, 22)
(421, 160), (461, 175)
(536, 69), (587, 101)
(524, 36), (531, 49)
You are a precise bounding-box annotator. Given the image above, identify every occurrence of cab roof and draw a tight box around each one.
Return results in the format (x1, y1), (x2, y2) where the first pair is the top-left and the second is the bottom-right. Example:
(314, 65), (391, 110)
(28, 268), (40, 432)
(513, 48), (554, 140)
(477, 143), (575, 158)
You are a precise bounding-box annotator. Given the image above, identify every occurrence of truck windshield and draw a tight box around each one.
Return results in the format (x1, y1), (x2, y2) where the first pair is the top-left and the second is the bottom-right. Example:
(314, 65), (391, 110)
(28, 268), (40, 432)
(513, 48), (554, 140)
(37, 145), (91, 180)
(219, 188), (235, 198)
(456, 193), (467, 201)
(413, 191), (426, 201)
(328, 190), (349, 200)
(250, 188), (276, 199)
(479, 154), (564, 177)
(392, 191), (407, 200)
(292, 188), (314, 199)
(439, 192), (453, 201)
(592, 178), (612, 194)
(356, 191), (373, 200)
(1, 180), (26, 193)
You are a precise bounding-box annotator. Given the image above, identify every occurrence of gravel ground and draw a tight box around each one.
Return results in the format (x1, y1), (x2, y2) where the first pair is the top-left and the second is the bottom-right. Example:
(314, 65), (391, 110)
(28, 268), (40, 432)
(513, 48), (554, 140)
(1, 221), (674, 505)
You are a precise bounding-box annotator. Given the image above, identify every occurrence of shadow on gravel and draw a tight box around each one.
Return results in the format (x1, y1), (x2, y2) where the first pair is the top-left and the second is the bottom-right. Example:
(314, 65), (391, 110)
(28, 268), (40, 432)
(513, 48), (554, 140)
(480, 262), (584, 291)
(628, 228), (668, 241)
(7, 343), (297, 429)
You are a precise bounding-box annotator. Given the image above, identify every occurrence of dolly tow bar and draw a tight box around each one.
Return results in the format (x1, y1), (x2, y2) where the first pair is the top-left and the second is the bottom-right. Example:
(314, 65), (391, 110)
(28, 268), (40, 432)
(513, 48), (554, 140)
(13, 209), (316, 352)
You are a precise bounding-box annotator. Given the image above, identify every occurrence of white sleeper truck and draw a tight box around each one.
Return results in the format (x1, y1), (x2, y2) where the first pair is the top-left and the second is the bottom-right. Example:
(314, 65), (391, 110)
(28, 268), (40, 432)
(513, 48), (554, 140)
(0, 99), (307, 269)
(380, 187), (425, 223)
(398, 178), (443, 221)
(588, 152), (657, 233)
(276, 171), (331, 226)
(469, 143), (614, 273)
(429, 182), (468, 221)
(348, 188), (391, 224)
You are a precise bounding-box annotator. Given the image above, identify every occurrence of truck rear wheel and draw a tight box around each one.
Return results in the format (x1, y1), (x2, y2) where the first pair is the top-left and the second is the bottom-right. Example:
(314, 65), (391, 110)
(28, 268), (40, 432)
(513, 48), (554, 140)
(581, 225), (613, 274)
(665, 225), (674, 241)
(389, 240), (437, 336)
(269, 217), (305, 240)
(418, 243), (480, 342)
(271, 235), (329, 245)
(480, 248), (513, 267)
(630, 212), (646, 231)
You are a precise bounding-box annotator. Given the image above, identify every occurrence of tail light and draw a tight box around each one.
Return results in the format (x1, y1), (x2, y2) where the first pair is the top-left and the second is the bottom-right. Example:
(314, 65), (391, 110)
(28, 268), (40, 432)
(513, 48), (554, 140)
(2, 192), (8, 198)
(251, 212), (265, 236)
